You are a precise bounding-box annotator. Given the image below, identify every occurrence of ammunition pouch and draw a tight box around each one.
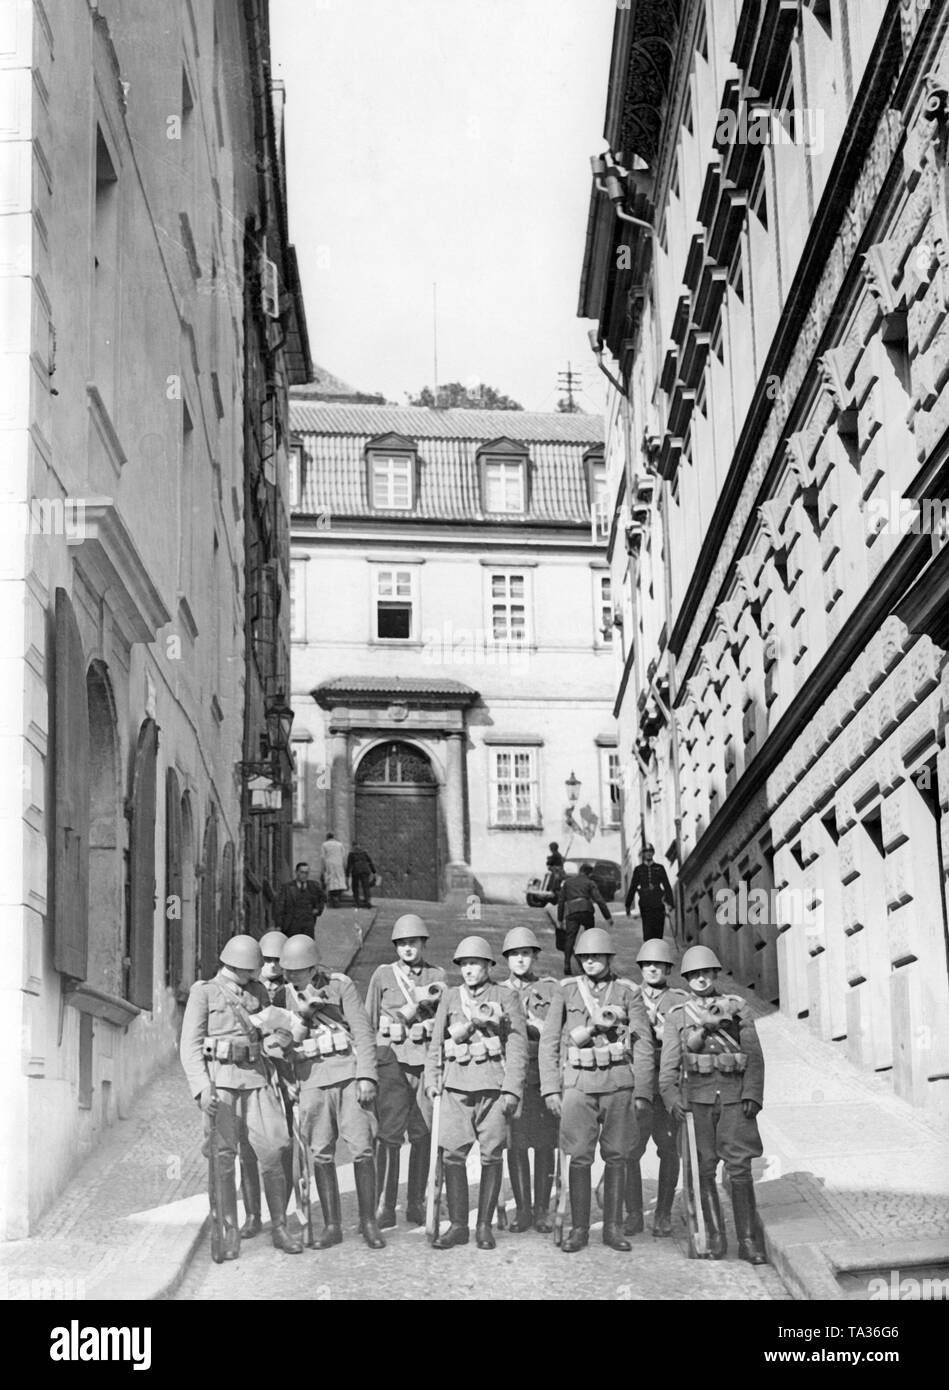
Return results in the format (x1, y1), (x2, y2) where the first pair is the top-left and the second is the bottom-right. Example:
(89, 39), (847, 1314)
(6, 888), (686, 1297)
(566, 1040), (627, 1070)
(684, 1051), (746, 1076)
(202, 1036), (261, 1064)
(293, 1026), (352, 1061)
(444, 1032), (502, 1064)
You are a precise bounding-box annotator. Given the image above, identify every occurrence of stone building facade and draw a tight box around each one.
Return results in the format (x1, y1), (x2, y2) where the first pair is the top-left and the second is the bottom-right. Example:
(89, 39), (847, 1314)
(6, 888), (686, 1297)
(0, 0), (307, 1236)
(580, 0), (949, 1115)
(288, 402), (620, 904)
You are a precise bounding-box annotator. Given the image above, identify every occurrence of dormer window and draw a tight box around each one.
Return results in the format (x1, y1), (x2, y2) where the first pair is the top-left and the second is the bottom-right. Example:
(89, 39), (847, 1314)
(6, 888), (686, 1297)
(365, 433), (418, 511)
(478, 439), (530, 515)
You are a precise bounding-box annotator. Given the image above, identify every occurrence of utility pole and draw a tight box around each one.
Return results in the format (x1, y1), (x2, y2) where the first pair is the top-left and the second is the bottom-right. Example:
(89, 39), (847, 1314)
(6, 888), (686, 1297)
(557, 362), (582, 413)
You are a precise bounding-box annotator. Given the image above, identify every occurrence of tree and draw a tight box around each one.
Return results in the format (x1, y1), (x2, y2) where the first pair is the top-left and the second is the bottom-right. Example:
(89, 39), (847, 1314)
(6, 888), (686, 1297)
(408, 381), (523, 410)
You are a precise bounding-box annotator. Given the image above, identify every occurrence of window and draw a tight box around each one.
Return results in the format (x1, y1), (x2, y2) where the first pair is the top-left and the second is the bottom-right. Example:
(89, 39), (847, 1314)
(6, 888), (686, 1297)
(292, 745), (307, 826)
(376, 567), (415, 640)
(288, 445), (303, 509)
(591, 462), (610, 540)
(489, 748), (539, 826)
(290, 559), (306, 641)
(371, 454), (413, 509)
(484, 459), (525, 513)
(602, 749), (622, 827)
(93, 127), (119, 405)
(490, 571), (527, 643)
(598, 573), (613, 643)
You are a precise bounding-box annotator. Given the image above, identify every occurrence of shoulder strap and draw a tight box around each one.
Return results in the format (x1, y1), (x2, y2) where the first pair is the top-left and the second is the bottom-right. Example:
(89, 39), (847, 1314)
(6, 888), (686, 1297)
(212, 979), (259, 1038)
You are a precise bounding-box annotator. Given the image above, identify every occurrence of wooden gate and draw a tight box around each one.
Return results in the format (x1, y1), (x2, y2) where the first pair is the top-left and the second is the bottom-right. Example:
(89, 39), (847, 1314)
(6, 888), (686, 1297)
(354, 742), (439, 901)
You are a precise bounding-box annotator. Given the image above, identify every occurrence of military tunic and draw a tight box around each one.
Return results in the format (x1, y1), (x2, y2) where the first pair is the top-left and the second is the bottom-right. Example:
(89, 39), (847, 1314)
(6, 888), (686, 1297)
(277, 970), (378, 1165)
(658, 990), (765, 1181)
(424, 982), (528, 1162)
(365, 960), (447, 1144)
(179, 971), (290, 1178)
(538, 975), (654, 1165)
(627, 980), (688, 1163)
(501, 974), (559, 1151)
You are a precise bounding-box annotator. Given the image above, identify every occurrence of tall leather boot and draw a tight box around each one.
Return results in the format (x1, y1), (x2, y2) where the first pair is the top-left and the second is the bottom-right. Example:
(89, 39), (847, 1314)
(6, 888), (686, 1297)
(239, 1155), (262, 1238)
(313, 1163), (344, 1248)
(475, 1160), (503, 1249)
(652, 1153), (679, 1237)
(376, 1142), (400, 1229)
(562, 1162), (591, 1253)
(506, 1150), (533, 1232)
(603, 1162), (633, 1250)
(699, 1174), (727, 1259)
(263, 1169), (303, 1254)
(533, 1147), (555, 1233)
(406, 1138), (429, 1225)
(216, 1164), (242, 1261)
(731, 1177), (767, 1265)
(433, 1161), (470, 1248)
(354, 1158), (386, 1249)
(624, 1155), (644, 1235)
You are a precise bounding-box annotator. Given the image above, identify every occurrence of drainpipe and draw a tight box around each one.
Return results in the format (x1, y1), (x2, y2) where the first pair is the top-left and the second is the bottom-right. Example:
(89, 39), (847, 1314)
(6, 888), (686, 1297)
(655, 472), (686, 947)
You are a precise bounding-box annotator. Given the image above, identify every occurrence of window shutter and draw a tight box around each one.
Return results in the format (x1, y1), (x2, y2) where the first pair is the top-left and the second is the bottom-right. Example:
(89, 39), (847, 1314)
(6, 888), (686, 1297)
(199, 813), (219, 980)
(52, 588), (90, 981)
(128, 718), (159, 1009)
(164, 769), (183, 993)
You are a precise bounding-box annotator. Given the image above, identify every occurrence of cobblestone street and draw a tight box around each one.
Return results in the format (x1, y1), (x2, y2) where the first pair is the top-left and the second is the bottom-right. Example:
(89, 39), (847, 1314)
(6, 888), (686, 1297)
(176, 899), (787, 1301)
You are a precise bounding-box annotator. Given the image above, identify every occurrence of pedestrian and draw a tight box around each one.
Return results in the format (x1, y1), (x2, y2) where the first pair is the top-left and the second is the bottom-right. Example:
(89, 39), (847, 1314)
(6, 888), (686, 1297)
(557, 862), (612, 976)
(346, 841), (376, 908)
(625, 844), (674, 941)
(623, 938), (688, 1237)
(424, 936), (528, 1250)
(546, 841), (565, 872)
(273, 862), (325, 937)
(499, 926), (559, 1233)
(365, 914), (446, 1228)
(321, 831), (347, 908)
(658, 944), (768, 1264)
(179, 934), (302, 1259)
(538, 927), (654, 1253)
(275, 935), (385, 1249)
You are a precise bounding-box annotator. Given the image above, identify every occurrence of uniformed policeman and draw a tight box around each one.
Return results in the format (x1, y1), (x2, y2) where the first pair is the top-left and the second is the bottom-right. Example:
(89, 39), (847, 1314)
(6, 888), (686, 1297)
(365, 913), (447, 1228)
(624, 938), (687, 1237)
(658, 945), (767, 1264)
(424, 937), (528, 1250)
(276, 935), (385, 1250)
(179, 935), (302, 1258)
(539, 928), (654, 1253)
(259, 930), (289, 1002)
(500, 926), (559, 1233)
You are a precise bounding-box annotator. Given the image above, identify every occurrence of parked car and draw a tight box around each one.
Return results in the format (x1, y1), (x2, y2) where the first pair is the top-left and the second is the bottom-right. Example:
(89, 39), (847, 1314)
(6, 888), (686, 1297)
(525, 858), (622, 908)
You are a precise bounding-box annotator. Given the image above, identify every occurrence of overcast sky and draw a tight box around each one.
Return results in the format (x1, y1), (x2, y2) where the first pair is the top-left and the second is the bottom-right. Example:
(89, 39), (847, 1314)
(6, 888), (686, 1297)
(270, 0), (616, 413)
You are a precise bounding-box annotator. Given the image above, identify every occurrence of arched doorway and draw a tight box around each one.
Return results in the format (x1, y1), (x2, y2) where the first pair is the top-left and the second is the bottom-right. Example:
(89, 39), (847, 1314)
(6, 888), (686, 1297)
(86, 661), (121, 996)
(180, 791), (196, 993)
(355, 741), (439, 901)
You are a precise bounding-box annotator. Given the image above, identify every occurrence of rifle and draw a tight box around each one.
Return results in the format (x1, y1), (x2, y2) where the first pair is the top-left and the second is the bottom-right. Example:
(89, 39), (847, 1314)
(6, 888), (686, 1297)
(425, 1044), (444, 1243)
(290, 1091), (314, 1247)
(553, 1149), (569, 1247)
(680, 1108), (708, 1258)
(207, 1079), (228, 1264)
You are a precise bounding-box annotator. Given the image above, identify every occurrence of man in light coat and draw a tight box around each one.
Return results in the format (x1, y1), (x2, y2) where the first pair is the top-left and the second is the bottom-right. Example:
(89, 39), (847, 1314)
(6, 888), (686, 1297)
(321, 832), (347, 908)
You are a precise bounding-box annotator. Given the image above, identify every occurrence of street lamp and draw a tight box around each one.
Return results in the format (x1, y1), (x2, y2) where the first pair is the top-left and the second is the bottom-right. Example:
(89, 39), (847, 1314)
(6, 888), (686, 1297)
(266, 690), (294, 754)
(565, 771), (581, 804)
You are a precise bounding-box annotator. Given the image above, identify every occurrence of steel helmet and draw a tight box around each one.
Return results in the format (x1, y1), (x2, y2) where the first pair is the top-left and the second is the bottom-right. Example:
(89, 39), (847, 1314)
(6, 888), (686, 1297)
(220, 935), (263, 970)
(680, 945), (722, 974)
(392, 913), (430, 942)
(636, 938), (675, 966)
(574, 927), (615, 956)
(502, 926), (540, 955)
(453, 935), (495, 965)
(259, 930), (288, 959)
(280, 936), (321, 971)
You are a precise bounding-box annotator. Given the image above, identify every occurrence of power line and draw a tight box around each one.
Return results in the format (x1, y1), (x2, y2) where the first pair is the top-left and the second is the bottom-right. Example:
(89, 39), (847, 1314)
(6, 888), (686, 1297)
(557, 361), (582, 413)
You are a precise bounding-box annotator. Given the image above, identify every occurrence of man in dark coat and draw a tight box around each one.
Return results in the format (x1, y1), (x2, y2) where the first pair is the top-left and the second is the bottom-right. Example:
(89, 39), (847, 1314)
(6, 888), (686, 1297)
(346, 842), (376, 908)
(273, 862), (325, 937)
(625, 844), (674, 941)
(557, 862), (613, 977)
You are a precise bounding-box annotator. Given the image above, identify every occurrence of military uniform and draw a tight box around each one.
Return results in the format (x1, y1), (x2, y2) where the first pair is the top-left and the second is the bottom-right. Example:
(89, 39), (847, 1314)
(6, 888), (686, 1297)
(659, 987), (766, 1260)
(180, 965), (297, 1255)
(366, 957), (446, 1225)
(622, 976), (687, 1234)
(501, 971), (559, 1231)
(539, 967), (654, 1250)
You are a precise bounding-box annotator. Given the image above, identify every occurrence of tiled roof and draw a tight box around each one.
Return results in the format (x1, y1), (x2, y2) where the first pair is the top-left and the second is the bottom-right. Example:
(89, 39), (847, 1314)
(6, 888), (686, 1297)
(312, 676), (479, 706)
(290, 403), (604, 524)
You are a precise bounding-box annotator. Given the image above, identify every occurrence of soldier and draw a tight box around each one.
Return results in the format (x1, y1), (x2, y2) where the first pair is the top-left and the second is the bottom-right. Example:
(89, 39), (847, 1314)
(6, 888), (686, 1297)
(424, 936), (528, 1250)
(658, 944), (767, 1264)
(623, 938), (687, 1237)
(500, 926), (559, 1233)
(365, 913), (447, 1228)
(276, 935), (385, 1250)
(179, 935), (302, 1259)
(557, 862), (613, 977)
(625, 844), (675, 942)
(259, 930), (288, 1003)
(539, 927), (654, 1253)
(237, 928), (293, 1238)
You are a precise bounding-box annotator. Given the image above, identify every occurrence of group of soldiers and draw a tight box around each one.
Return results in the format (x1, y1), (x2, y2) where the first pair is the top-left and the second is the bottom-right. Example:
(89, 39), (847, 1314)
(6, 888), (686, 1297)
(180, 914), (769, 1264)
